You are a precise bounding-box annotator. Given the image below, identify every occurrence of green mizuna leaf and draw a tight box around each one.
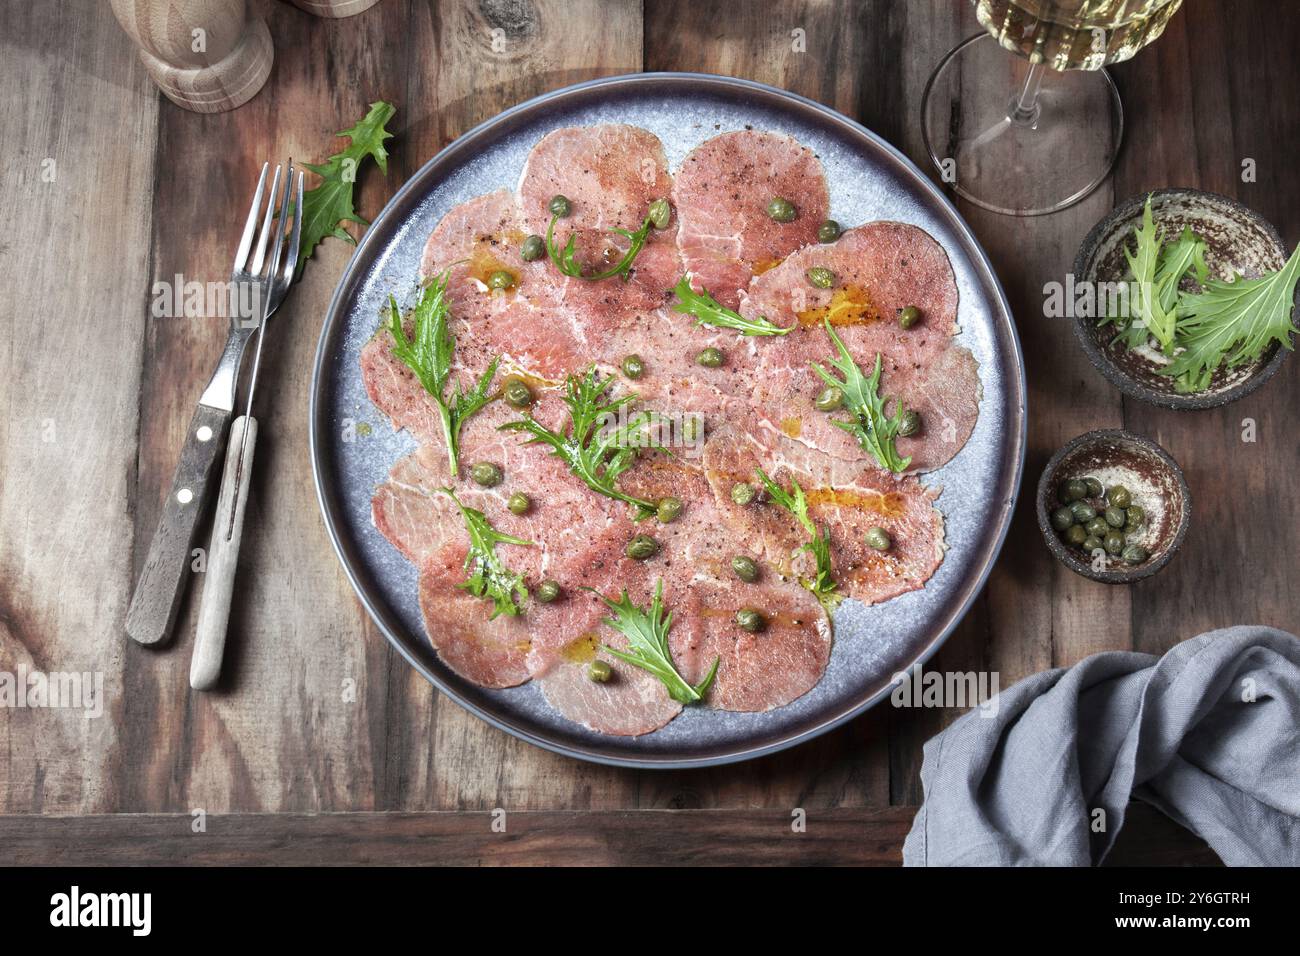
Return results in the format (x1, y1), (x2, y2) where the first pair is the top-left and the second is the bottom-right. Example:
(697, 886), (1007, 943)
(440, 489), (531, 619)
(670, 275), (791, 336)
(500, 365), (660, 519)
(299, 101), (396, 274)
(810, 319), (911, 474)
(1164, 244), (1300, 393)
(1124, 196), (1177, 351)
(545, 212), (654, 281)
(386, 270), (499, 476)
(753, 468), (842, 612)
(592, 580), (718, 704)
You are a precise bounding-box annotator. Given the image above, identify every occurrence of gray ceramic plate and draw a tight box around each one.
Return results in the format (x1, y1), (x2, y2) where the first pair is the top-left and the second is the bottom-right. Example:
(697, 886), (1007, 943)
(310, 73), (1026, 768)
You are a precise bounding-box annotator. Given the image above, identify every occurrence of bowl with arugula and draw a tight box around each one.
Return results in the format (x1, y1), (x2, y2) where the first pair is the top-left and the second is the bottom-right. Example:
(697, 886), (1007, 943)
(1073, 188), (1299, 409)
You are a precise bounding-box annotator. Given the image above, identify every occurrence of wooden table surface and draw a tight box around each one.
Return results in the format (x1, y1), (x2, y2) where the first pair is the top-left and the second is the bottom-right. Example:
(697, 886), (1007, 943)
(1, 0), (1294, 865)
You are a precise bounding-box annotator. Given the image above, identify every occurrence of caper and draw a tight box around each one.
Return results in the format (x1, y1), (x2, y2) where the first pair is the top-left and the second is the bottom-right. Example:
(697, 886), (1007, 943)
(898, 305), (922, 329)
(1064, 525), (1088, 546)
(503, 377), (534, 408)
(488, 269), (515, 290)
(626, 534), (659, 560)
(1062, 478), (1088, 502)
(1069, 501), (1096, 524)
(1085, 516), (1110, 538)
(1084, 477), (1104, 498)
(621, 354), (644, 379)
(865, 526), (892, 551)
(1104, 531), (1125, 556)
(506, 492), (530, 515)
(766, 197), (796, 222)
(656, 496), (683, 523)
(587, 659), (611, 683)
(1125, 505), (1145, 530)
(735, 608), (766, 633)
(898, 410), (922, 438)
(1107, 485), (1132, 509)
(535, 580), (561, 603)
(520, 234), (545, 261)
(1050, 506), (1075, 532)
(815, 386), (843, 412)
(697, 346), (724, 368)
(1121, 544), (1149, 565)
(648, 197), (671, 229)
(1104, 506), (1126, 528)
(470, 462), (502, 487)
(548, 194), (571, 217)
(731, 555), (759, 583)
(806, 266), (836, 289)
(816, 219), (841, 243)
(731, 482), (756, 506)
(1082, 535), (1104, 553)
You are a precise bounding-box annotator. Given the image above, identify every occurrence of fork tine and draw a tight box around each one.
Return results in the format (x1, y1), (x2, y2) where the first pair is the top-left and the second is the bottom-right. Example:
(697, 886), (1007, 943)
(279, 170), (305, 285)
(232, 162), (269, 273)
(249, 163), (283, 277)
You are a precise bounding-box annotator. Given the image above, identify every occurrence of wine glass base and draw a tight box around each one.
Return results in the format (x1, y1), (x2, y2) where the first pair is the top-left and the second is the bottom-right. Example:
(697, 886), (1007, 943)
(921, 33), (1124, 217)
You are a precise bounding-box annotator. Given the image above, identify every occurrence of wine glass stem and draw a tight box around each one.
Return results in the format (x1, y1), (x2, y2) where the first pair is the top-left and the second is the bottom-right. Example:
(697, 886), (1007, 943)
(1008, 61), (1046, 127)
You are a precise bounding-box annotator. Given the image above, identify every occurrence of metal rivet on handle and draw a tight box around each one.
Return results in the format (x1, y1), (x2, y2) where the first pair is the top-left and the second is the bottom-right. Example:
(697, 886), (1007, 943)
(177, 488), (194, 504)
(196, 426), (213, 442)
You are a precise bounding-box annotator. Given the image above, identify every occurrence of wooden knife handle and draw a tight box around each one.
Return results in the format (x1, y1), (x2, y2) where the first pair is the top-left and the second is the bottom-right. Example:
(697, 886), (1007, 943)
(126, 402), (230, 646)
(191, 416), (257, 691)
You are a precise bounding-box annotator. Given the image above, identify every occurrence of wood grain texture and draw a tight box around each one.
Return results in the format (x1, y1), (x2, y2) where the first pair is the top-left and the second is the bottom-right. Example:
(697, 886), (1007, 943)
(0, 0), (160, 812)
(0, 0), (1294, 866)
(0, 802), (1218, 866)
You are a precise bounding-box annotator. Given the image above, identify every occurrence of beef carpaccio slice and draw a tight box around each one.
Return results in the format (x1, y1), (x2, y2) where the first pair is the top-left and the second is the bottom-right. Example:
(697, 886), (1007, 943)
(740, 221), (980, 473)
(703, 427), (946, 607)
(673, 130), (829, 309)
(416, 544), (533, 688)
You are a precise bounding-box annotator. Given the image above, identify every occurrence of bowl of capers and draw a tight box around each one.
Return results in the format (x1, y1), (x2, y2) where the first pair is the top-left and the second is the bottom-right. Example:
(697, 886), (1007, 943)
(1036, 429), (1191, 584)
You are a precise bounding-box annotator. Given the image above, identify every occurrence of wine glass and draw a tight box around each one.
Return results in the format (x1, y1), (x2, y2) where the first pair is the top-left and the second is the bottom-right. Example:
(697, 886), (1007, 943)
(921, 0), (1185, 217)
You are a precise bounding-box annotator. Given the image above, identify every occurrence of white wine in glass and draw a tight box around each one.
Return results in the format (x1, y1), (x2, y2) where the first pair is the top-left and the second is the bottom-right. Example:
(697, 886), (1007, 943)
(922, 0), (1184, 216)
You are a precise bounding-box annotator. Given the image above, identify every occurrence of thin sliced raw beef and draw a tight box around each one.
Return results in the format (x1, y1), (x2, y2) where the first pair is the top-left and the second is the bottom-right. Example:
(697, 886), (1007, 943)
(417, 544), (533, 688)
(740, 221), (980, 472)
(618, 458), (833, 711)
(414, 189), (587, 380)
(673, 130), (829, 309)
(702, 427), (946, 607)
(517, 125), (681, 323)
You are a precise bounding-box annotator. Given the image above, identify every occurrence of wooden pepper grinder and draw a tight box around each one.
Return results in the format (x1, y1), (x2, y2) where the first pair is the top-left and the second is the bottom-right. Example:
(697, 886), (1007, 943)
(110, 0), (273, 113)
(288, 0), (383, 16)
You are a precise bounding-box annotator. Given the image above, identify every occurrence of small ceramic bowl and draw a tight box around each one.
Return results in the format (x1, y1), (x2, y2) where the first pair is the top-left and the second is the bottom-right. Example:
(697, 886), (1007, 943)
(1036, 429), (1191, 584)
(1072, 188), (1293, 409)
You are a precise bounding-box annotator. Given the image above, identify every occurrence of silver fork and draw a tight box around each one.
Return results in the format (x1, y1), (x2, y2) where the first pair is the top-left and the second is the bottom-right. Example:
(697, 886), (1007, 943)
(126, 162), (299, 648)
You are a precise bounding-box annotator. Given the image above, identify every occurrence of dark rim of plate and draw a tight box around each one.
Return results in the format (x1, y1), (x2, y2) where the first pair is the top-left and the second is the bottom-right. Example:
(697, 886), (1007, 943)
(1035, 428), (1191, 584)
(308, 72), (1027, 768)
(1071, 187), (1292, 410)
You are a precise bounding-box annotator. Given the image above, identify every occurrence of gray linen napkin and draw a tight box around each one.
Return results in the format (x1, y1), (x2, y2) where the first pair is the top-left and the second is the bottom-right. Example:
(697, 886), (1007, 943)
(903, 625), (1300, 866)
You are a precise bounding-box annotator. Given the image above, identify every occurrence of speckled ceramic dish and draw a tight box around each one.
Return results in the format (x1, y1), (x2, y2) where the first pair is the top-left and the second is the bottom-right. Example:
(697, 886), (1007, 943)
(1073, 188), (1293, 409)
(1036, 429), (1190, 584)
(310, 73), (1026, 767)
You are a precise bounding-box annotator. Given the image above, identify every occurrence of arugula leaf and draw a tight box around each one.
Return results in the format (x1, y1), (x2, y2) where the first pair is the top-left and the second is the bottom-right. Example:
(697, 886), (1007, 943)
(545, 213), (654, 281)
(299, 101), (396, 275)
(593, 580), (718, 704)
(1164, 244), (1300, 392)
(753, 468), (842, 612)
(670, 275), (791, 336)
(440, 489), (531, 619)
(810, 319), (912, 474)
(500, 365), (660, 519)
(386, 270), (499, 476)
